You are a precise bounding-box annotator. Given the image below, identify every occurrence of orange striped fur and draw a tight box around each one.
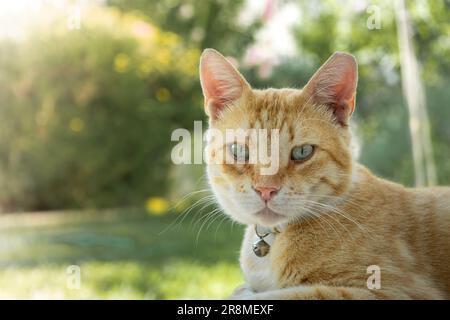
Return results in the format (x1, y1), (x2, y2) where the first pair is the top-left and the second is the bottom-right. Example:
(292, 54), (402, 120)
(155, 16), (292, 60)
(200, 49), (450, 299)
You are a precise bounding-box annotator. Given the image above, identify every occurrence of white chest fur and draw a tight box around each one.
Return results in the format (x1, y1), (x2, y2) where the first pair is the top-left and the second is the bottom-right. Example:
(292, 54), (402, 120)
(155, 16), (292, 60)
(239, 226), (279, 292)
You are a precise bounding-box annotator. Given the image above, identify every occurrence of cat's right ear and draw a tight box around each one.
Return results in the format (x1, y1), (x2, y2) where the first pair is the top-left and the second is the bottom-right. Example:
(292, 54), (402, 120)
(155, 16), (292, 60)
(199, 49), (250, 119)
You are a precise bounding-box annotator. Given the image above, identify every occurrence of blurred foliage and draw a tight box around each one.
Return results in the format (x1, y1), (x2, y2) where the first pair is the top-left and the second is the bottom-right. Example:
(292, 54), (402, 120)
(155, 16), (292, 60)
(0, 7), (204, 212)
(107, 0), (260, 55)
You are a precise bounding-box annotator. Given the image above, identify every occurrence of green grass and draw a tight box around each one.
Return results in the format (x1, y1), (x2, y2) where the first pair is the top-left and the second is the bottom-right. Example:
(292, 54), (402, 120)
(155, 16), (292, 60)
(0, 208), (245, 299)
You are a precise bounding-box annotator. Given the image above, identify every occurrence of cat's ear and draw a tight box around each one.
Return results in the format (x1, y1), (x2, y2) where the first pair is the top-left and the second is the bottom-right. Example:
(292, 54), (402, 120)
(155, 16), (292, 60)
(199, 49), (250, 119)
(303, 52), (358, 125)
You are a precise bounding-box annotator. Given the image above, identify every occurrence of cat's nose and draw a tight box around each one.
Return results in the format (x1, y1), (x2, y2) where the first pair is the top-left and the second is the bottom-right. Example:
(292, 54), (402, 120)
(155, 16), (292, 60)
(253, 186), (280, 202)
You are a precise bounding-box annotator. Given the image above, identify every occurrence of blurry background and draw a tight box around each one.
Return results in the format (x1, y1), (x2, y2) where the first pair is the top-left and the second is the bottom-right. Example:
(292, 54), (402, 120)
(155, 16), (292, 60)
(0, 0), (449, 299)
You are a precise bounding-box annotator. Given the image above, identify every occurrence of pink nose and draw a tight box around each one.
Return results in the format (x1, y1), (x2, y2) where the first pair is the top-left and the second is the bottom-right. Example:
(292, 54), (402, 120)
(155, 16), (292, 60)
(254, 186), (279, 202)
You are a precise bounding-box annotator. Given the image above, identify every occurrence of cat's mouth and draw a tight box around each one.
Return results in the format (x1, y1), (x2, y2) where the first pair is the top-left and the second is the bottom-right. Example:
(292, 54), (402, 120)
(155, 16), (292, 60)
(254, 207), (287, 225)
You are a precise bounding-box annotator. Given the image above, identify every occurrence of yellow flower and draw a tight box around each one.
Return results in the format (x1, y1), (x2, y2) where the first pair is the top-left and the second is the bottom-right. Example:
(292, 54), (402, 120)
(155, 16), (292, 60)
(69, 117), (84, 132)
(155, 88), (171, 102)
(146, 197), (169, 215)
(114, 53), (130, 73)
(155, 49), (171, 67)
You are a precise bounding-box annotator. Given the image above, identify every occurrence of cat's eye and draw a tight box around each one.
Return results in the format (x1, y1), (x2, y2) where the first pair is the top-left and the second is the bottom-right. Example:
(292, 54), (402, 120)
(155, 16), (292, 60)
(230, 143), (249, 162)
(291, 144), (315, 161)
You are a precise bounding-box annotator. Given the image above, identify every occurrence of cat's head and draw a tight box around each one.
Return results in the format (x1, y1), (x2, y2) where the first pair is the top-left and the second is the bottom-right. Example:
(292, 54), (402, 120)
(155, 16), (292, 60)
(200, 49), (357, 227)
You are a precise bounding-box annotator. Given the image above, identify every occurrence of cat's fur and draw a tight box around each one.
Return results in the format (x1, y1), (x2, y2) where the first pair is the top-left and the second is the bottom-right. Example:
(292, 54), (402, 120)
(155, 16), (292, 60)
(199, 48), (450, 299)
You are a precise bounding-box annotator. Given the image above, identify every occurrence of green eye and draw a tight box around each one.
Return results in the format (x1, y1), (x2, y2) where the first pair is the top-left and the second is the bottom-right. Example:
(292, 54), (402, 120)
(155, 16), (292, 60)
(230, 143), (249, 162)
(291, 144), (315, 161)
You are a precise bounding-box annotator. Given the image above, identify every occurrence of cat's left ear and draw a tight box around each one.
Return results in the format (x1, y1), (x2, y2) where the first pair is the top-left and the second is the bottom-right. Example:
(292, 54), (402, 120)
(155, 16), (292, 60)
(199, 49), (250, 119)
(303, 52), (358, 125)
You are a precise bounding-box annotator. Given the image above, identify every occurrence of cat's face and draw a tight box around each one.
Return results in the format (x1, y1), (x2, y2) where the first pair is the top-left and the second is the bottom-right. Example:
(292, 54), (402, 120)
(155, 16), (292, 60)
(200, 49), (358, 227)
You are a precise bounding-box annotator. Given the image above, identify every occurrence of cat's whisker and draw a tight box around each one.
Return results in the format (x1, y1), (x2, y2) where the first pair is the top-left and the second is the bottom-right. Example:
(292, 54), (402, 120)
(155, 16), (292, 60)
(305, 193), (372, 214)
(171, 189), (211, 211)
(190, 200), (220, 229)
(195, 209), (222, 245)
(189, 198), (218, 225)
(293, 214), (318, 246)
(193, 206), (221, 229)
(206, 209), (225, 231)
(158, 190), (213, 235)
(302, 199), (375, 240)
(175, 195), (216, 231)
(300, 201), (354, 243)
(301, 204), (348, 246)
(286, 196), (370, 238)
(214, 214), (229, 241)
(299, 207), (334, 239)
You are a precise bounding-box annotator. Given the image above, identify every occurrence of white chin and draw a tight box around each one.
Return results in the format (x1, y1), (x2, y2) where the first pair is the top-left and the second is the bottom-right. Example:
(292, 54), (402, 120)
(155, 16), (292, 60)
(253, 207), (288, 227)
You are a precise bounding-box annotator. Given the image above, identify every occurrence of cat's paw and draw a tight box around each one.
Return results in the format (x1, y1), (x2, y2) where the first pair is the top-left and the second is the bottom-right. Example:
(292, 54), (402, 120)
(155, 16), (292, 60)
(228, 284), (256, 300)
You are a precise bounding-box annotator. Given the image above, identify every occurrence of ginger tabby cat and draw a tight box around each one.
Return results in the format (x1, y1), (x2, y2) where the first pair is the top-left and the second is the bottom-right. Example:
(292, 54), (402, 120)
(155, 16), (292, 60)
(199, 48), (450, 299)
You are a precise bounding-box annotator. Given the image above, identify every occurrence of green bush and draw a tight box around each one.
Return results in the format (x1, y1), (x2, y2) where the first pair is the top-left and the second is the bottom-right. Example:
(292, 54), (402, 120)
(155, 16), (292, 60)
(0, 8), (203, 212)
